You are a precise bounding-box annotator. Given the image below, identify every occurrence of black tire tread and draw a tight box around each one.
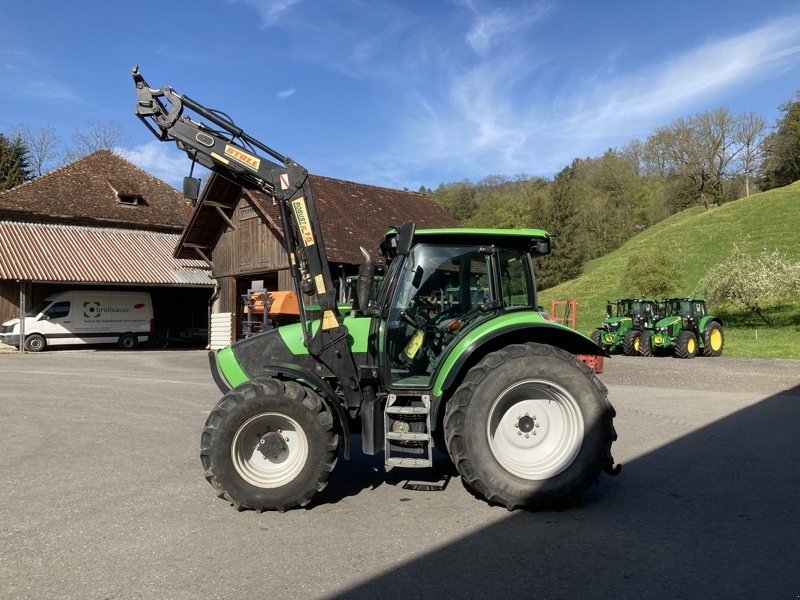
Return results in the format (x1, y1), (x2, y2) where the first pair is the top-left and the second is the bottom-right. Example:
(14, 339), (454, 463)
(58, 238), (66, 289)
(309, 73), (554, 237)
(200, 377), (338, 512)
(443, 343), (617, 511)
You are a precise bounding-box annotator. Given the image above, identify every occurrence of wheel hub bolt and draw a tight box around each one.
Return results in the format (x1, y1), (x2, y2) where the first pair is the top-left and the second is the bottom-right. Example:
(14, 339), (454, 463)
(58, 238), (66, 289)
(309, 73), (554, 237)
(514, 412), (543, 436)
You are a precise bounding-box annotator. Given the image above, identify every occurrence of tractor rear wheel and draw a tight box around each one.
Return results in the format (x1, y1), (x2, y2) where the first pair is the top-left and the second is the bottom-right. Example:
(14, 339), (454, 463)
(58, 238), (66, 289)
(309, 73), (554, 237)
(591, 329), (602, 346)
(622, 330), (639, 356)
(637, 331), (653, 357)
(675, 331), (697, 359)
(200, 377), (338, 512)
(702, 322), (724, 357)
(444, 343), (617, 510)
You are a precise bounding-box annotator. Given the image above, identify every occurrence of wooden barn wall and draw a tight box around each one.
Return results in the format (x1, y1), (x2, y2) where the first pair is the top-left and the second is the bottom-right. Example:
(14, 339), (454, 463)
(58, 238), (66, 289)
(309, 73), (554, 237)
(211, 198), (288, 280)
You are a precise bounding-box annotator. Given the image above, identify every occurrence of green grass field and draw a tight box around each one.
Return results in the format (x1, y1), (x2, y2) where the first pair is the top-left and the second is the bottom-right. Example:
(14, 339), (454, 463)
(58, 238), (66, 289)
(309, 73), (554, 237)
(539, 182), (800, 359)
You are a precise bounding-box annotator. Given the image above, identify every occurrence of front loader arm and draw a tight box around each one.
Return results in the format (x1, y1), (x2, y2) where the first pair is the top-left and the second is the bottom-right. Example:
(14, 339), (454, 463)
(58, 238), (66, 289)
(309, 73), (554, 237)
(132, 67), (363, 411)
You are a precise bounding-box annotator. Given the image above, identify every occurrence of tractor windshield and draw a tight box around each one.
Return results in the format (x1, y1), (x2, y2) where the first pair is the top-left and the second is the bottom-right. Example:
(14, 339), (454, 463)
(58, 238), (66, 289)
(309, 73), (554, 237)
(384, 244), (494, 387)
(617, 301), (639, 318)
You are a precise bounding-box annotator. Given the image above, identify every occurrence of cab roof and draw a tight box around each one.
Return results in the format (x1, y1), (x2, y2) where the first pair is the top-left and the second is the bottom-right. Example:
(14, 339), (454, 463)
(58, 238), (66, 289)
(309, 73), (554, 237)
(382, 226), (552, 256)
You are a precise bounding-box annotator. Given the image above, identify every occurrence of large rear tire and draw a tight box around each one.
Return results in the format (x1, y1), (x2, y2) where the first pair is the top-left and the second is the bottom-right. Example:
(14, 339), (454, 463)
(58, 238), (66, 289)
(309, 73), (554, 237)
(702, 322), (724, 357)
(200, 377), (338, 512)
(444, 343), (617, 510)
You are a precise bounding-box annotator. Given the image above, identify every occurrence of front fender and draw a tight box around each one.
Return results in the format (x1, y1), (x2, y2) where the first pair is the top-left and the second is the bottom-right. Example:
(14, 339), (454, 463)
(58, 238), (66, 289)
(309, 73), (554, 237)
(433, 313), (608, 396)
(209, 348), (352, 459)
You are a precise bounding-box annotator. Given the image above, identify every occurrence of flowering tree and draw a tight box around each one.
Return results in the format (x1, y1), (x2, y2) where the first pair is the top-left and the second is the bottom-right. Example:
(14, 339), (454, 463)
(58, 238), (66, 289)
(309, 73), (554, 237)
(699, 241), (800, 325)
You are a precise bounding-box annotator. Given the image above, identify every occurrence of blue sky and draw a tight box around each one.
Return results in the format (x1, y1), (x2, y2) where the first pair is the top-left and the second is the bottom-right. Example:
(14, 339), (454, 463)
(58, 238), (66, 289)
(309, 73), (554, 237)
(2, 0), (800, 191)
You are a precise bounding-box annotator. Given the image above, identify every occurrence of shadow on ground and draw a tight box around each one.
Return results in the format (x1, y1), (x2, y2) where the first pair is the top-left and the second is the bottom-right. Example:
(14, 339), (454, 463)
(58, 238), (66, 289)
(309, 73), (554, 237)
(325, 385), (800, 599)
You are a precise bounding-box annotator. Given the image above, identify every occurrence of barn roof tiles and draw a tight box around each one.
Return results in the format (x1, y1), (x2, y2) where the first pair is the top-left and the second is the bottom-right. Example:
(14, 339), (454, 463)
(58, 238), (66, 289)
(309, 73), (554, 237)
(0, 149), (193, 232)
(0, 221), (211, 286)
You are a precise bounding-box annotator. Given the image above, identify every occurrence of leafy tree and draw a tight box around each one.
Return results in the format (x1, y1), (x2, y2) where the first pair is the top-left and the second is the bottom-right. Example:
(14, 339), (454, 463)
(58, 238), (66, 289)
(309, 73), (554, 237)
(760, 91), (800, 190)
(430, 181), (478, 223)
(0, 133), (32, 191)
(698, 241), (800, 326)
(643, 108), (755, 209)
(624, 251), (681, 297)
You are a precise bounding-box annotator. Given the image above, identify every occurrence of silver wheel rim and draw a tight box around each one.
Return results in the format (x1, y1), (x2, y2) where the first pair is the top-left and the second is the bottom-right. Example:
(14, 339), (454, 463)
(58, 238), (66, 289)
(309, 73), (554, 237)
(231, 412), (308, 488)
(487, 379), (584, 480)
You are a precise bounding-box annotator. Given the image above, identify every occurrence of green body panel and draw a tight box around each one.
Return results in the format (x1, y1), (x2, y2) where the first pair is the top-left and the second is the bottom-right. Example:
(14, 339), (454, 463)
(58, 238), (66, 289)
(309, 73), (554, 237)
(431, 311), (576, 396)
(214, 317), (371, 390)
(216, 346), (250, 388)
(598, 317), (634, 349)
(414, 227), (550, 238)
(651, 316), (682, 349)
(278, 316), (371, 355)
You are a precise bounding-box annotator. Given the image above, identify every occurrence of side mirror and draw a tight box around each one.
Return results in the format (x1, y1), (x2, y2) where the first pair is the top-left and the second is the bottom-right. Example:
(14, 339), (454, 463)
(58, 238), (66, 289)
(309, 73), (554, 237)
(183, 177), (201, 204)
(396, 221), (416, 255)
(605, 302), (612, 318)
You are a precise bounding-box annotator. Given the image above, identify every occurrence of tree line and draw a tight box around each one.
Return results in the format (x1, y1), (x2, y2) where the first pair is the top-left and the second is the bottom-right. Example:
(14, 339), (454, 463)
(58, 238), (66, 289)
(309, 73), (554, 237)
(430, 93), (800, 289)
(0, 119), (124, 192)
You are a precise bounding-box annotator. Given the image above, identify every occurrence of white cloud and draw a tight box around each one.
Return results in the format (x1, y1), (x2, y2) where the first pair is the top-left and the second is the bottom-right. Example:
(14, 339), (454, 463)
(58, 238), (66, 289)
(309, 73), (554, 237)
(382, 15), (800, 182)
(227, 0), (301, 28)
(277, 87), (296, 99)
(118, 142), (199, 189)
(464, 1), (554, 55)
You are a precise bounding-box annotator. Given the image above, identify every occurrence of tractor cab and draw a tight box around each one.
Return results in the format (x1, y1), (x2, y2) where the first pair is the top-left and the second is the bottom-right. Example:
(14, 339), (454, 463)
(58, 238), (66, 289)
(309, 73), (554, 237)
(377, 226), (551, 389)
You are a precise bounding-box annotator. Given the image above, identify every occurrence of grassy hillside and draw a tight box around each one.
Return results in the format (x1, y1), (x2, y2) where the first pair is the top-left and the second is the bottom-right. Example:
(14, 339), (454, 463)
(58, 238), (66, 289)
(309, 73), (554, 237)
(539, 182), (800, 359)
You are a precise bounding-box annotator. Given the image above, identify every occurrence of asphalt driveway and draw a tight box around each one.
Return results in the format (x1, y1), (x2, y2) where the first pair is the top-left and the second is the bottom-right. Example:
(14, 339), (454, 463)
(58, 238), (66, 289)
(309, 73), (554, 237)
(1, 350), (798, 599)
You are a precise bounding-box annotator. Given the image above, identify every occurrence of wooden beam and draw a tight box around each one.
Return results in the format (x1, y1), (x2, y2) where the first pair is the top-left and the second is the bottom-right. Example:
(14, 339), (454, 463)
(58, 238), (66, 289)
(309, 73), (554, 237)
(215, 205), (237, 231)
(193, 247), (213, 268)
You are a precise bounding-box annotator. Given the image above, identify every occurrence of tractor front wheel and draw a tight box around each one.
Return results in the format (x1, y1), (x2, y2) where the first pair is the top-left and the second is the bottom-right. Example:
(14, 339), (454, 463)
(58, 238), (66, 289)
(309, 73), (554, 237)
(444, 343), (617, 510)
(200, 377), (338, 512)
(638, 331), (653, 357)
(702, 322), (724, 357)
(675, 331), (698, 359)
(622, 330), (639, 356)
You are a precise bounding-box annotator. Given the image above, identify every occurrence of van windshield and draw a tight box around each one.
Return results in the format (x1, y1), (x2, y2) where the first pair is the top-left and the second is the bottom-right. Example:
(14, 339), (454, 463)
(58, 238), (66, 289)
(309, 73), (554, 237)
(26, 301), (52, 317)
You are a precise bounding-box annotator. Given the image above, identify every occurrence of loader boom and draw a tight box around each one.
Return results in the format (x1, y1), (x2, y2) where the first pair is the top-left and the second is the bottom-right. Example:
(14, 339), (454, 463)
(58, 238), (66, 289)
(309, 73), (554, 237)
(132, 67), (364, 408)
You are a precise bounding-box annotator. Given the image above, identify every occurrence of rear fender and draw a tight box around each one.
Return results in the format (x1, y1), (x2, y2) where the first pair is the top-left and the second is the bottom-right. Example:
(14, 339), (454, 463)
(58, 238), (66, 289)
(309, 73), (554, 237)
(434, 322), (608, 397)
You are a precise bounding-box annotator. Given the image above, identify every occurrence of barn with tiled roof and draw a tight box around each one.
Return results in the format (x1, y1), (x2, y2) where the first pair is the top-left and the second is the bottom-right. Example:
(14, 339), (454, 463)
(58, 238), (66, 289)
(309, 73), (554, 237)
(0, 150), (213, 346)
(175, 172), (457, 346)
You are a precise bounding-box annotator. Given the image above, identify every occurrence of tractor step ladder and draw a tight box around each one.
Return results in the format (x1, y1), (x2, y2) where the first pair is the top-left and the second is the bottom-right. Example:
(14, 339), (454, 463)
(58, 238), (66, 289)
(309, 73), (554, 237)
(384, 393), (433, 468)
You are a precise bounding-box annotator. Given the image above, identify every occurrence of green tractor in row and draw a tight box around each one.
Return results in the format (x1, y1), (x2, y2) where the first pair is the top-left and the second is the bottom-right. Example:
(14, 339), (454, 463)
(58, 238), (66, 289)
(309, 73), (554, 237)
(591, 298), (661, 356)
(647, 297), (724, 358)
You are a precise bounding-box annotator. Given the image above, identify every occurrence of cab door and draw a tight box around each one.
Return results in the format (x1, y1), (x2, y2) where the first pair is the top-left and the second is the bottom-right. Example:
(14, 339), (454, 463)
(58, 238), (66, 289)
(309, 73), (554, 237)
(382, 244), (494, 389)
(39, 301), (72, 345)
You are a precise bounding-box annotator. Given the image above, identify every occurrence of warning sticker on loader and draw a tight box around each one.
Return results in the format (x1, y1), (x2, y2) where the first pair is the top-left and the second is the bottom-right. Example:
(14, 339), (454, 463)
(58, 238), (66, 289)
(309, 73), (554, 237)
(291, 197), (316, 247)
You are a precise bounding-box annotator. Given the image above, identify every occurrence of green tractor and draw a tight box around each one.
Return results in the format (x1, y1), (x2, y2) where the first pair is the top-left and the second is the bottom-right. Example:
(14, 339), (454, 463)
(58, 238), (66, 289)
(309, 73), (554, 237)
(648, 297), (724, 358)
(591, 299), (661, 356)
(132, 68), (619, 512)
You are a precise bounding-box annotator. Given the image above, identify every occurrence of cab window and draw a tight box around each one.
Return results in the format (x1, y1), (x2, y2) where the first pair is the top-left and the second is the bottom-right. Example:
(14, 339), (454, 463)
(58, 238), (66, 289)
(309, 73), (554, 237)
(44, 301), (70, 320)
(385, 245), (492, 387)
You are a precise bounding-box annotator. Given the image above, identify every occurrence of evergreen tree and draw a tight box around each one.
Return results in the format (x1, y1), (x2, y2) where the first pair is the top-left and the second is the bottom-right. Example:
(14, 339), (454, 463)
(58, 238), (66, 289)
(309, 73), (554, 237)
(0, 133), (32, 191)
(760, 91), (800, 190)
(535, 163), (590, 289)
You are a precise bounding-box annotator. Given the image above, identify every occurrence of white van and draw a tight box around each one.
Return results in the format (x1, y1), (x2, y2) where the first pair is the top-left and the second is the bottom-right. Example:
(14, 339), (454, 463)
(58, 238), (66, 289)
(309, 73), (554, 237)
(0, 290), (153, 352)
